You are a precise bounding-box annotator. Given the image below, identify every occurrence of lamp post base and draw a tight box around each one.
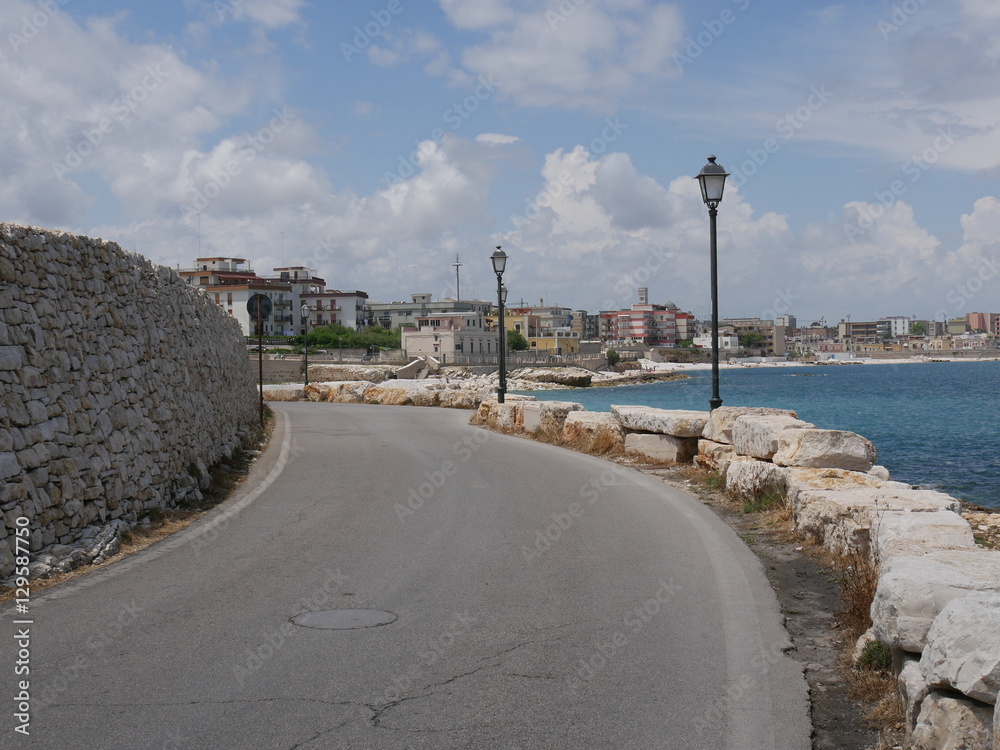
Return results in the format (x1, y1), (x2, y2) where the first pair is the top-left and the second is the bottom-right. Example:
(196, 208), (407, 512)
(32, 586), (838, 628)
(709, 397), (723, 411)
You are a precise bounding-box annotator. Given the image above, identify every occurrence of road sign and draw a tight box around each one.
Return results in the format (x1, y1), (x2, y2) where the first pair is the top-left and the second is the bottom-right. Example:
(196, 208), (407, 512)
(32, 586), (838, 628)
(247, 294), (272, 319)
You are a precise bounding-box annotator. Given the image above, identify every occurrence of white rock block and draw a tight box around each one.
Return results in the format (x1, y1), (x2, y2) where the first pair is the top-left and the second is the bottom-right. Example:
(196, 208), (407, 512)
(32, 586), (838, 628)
(784, 466), (910, 512)
(562, 412), (624, 451)
(523, 401), (583, 437)
(732, 414), (814, 460)
(899, 655), (931, 737)
(624, 433), (697, 464)
(910, 692), (993, 750)
(695, 439), (737, 474)
(921, 592), (1000, 705)
(773, 428), (878, 472)
(611, 405), (709, 438)
(872, 549), (1000, 653)
(701, 405), (797, 444)
(795, 489), (964, 558)
(725, 458), (787, 499)
(261, 385), (306, 402)
(875, 509), (976, 559)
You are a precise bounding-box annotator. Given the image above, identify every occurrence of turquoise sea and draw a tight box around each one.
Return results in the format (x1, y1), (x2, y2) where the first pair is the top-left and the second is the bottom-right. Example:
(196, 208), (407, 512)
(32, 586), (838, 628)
(525, 361), (1000, 509)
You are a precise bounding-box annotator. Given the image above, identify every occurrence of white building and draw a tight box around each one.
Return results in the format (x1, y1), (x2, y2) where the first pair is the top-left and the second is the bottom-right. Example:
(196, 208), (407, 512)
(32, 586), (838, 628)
(693, 334), (741, 350)
(181, 258), (369, 336)
(401, 312), (499, 361)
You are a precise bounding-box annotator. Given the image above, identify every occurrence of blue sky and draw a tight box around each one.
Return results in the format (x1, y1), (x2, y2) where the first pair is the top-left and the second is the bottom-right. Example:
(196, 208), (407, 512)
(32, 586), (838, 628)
(2, 0), (999, 324)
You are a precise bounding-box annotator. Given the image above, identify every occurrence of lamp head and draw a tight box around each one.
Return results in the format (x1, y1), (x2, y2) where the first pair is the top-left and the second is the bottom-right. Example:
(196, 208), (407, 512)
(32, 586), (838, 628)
(696, 155), (729, 208)
(490, 245), (507, 275)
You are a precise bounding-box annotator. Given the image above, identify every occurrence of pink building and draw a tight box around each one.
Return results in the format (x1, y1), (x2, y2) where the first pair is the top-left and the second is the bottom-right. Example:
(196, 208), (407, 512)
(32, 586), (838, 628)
(599, 288), (695, 347)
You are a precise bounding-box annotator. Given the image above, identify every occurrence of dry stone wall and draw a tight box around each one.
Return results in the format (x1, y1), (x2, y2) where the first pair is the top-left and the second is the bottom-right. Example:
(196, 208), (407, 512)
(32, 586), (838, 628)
(0, 224), (258, 579)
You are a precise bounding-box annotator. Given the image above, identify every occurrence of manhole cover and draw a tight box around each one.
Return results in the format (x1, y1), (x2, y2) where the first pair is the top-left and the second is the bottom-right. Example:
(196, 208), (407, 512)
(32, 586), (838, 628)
(291, 609), (397, 630)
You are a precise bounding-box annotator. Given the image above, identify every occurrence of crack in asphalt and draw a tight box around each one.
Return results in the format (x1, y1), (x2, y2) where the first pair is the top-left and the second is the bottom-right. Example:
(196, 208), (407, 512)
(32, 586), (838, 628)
(367, 635), (568, 733)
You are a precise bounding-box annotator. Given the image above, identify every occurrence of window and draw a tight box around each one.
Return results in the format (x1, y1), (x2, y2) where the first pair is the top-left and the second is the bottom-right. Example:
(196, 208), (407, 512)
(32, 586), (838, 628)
(227, 292), (233, 305)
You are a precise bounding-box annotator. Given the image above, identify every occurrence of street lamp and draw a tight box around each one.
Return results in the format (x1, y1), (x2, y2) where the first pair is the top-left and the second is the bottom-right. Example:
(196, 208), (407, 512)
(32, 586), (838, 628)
(301, 303), (311, 388)
(696, 155), (729, 411)
(491, 246), (508, 404)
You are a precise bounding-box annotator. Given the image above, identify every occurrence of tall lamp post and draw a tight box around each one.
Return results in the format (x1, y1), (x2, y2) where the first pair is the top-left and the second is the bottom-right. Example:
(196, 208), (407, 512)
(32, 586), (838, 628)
(696, 155), (730, 412)
(301, 303), (311, 388)
(491, 246), (508, 404)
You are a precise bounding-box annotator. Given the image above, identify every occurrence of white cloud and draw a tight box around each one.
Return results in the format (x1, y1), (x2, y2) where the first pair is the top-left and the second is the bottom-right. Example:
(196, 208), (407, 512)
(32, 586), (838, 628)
(436, 0), (685, 111)
(352, 100), (375, 117)
(475, 133), (520, 145)
(201, 0), (306, 28)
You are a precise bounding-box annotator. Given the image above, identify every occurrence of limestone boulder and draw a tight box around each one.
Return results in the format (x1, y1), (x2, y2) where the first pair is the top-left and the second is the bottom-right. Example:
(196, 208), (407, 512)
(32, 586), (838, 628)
(869, 465), (892, 481)
(308, 364), (397, 383)
(473, 401), (526, 431)
(876, 510), (976, 559)
(899, 656), (931, 737)
(772, 428), (878, 472)
(725, 458), (787, 500)
(364, 381), (435, 406)
(510, 367), (593, 388)
(624, 433), (697, 464)
(437, 387), (480, 410)
(562, 412), (624, 454)
(872, 549), (1000, 653)
(695, 439), (738, 474)
(784, 466), (911, 512)
(523, 401), (584, 438)
(795, 488), (963, 558)
(921, 592), (1000, 705)
(611, 405), (709, 438)
(701, 406), (797, 444)
(731, 414), (815, 460)
(260, 385), (305, 402)
(910, 692), (993, 750)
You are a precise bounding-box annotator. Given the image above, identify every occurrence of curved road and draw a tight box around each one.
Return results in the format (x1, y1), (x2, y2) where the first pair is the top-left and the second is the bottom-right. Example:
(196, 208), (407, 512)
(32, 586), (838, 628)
(11, 403), (809, 749)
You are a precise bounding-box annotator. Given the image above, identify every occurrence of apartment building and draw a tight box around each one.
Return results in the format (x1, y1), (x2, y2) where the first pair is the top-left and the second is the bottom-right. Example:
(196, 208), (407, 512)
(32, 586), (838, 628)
(599, 288), (695, 347)
(369, 293), (492, 330)
(181, 257), (370, 336)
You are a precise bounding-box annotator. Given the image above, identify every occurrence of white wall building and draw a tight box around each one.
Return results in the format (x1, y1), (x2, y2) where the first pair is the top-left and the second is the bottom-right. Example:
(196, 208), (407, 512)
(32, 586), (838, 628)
(693, 334), (741, 351)
(181, 258), (369, 336)
(401, 312), (499, 361)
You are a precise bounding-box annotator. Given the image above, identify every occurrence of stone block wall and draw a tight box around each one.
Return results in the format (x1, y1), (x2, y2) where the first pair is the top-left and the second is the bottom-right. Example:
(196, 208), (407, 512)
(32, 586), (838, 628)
(0, 224), (258, 579)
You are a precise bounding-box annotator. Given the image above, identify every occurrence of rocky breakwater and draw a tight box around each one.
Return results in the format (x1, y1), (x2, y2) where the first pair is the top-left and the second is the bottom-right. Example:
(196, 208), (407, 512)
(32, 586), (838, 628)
(473, 399), (1000, 748)
(0, 224), (258, 581)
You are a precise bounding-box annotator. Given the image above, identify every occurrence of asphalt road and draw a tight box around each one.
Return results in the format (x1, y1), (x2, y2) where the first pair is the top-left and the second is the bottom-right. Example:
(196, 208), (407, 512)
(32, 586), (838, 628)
(6, 403), (810, 749)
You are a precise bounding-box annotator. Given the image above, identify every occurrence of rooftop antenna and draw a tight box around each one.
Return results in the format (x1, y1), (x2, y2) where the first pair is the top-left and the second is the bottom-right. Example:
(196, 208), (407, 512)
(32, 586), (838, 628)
(196, 212), (201, 256)
(281, 231), (285, 266)
(453, 253), (462, 302)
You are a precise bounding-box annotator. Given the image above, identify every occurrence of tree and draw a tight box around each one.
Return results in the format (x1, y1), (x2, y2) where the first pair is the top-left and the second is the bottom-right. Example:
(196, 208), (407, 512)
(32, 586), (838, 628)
(910, 321), (927, 336)
(739, 331), (766, 349)
(507, 329), (529, 351)
(605, 348), (620, 367)
(305, 324), (401, 351)
(677, 339), (694, 348)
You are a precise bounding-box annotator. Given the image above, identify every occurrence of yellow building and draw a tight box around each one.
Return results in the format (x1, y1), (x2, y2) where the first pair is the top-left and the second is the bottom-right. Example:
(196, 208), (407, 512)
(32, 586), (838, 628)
(528, 332), (580, 355)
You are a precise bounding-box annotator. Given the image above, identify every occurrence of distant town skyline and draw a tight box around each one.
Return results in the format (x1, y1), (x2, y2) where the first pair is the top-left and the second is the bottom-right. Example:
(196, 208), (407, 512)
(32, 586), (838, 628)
(2, 1), (998, 322)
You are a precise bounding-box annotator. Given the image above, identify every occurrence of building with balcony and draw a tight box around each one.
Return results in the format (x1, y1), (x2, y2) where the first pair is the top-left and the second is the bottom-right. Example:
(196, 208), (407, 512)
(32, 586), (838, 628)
(599, 288), (695, 348)
(368, 293), (492, 331)
(180, 258), (370, 336)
